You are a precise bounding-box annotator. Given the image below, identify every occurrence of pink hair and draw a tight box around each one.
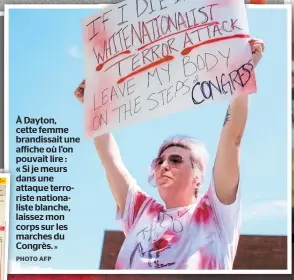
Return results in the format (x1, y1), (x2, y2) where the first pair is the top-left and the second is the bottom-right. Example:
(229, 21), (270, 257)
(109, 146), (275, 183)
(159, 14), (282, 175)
(148, 135), (209, 197)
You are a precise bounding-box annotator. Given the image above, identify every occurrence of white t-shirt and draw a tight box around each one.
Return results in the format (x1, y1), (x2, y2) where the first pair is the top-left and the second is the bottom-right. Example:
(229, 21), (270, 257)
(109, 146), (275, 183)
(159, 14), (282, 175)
(115, 177), (241, 270)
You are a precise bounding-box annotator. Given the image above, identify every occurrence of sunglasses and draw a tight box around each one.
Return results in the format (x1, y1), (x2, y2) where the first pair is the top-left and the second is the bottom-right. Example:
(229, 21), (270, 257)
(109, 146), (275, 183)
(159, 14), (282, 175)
(152, 154), (190, 170)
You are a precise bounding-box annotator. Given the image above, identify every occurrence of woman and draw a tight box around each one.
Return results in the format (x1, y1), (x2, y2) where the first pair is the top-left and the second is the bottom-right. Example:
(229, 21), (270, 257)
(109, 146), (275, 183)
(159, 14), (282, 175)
(75, 38), (264, 270)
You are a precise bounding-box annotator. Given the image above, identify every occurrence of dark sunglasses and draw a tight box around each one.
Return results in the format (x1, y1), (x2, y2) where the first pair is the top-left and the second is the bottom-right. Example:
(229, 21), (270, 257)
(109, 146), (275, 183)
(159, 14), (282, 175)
(152, 154), (188, 170)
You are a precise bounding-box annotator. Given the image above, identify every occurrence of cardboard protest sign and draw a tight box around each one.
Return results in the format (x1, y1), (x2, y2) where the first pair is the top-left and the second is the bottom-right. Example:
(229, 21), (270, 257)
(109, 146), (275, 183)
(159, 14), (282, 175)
(82, 0), (257, 137)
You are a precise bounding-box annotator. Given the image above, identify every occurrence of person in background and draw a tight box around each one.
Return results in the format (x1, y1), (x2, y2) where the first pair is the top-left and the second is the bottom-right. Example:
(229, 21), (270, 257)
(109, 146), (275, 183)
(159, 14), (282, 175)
(74, 38), (264, 270)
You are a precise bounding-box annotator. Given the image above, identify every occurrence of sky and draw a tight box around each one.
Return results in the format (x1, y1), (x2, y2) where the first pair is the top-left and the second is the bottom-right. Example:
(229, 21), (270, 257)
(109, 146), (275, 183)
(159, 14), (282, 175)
(8, 6), (289, 271)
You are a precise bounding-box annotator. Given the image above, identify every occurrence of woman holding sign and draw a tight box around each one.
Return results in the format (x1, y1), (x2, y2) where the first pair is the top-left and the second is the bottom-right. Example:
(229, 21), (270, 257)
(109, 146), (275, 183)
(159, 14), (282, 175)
(75, 38), (264, 270)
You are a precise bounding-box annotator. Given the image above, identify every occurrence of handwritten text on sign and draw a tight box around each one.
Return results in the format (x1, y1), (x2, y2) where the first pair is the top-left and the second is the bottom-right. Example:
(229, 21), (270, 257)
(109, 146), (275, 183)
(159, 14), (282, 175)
(82, 0), (257, 137)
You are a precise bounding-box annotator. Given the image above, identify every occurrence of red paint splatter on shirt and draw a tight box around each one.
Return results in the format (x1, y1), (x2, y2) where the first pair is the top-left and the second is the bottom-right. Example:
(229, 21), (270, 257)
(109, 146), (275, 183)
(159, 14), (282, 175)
(152, 230), (180, 251)
(115, 259), (123, 270)
(152, 238), (169, 251)
(163, 230), (180, 244)
(198, 247), (217, 269)
(206, 255), (217, 269)
(194, 195), (212, 224)
(133, 191), (148, 220)
(147, 201), (164, 216)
